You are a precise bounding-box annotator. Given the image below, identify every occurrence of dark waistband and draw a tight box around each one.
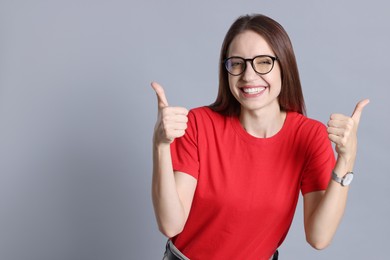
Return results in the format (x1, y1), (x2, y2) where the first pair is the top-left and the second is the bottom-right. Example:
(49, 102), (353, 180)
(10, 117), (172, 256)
(164, 240), (189, 260)
(164, 240), (279, 260)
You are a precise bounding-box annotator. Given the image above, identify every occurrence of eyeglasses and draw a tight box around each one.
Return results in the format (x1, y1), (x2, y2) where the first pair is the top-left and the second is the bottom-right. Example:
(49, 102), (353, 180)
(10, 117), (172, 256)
(223, 55), (278, 76)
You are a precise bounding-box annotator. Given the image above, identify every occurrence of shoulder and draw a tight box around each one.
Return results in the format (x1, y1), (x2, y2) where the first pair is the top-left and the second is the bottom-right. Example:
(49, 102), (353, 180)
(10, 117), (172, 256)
(287, 112), (333, 160)
(287, 112), (328, 138)
(185, 107), (230, 137)
(188, 106), (227, 123)
(190, 106), (223, 117)
(289, 112), (326, 129)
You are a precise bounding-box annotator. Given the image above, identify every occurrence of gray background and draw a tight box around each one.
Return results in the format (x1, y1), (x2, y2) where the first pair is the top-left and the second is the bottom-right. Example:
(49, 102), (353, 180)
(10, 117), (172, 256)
(0, 1), (389, 259)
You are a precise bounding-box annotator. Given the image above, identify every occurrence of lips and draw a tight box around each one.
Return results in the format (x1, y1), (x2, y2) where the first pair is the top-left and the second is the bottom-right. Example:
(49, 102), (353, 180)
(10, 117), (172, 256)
(239, 86), (267, 97)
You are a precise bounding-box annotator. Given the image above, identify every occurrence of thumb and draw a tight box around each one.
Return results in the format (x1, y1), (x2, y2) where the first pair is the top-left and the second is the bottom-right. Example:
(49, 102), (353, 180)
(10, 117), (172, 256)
(351, 99), (370, 125)
(151, 81), (169, 109)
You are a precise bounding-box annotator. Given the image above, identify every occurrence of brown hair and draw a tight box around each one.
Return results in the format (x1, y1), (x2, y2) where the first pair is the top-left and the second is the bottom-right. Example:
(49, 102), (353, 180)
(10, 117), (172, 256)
(209, 14), (306, 116)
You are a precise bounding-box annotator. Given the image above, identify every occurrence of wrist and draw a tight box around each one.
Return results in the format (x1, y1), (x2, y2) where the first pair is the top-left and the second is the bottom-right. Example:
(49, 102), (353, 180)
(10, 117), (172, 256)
(153, 138), (171, 150)
(332, 171), (354, 186)
(336, 154), (355, 172)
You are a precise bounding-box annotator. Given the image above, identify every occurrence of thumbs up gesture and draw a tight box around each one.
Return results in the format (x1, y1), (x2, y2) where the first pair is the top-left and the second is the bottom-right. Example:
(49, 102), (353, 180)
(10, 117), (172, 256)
(151, 82), (189, 145)
(327, 99), (369, 167)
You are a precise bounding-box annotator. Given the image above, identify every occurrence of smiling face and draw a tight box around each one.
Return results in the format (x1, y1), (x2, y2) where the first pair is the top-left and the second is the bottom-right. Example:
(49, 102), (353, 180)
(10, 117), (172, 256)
(227, 30), (282, 116)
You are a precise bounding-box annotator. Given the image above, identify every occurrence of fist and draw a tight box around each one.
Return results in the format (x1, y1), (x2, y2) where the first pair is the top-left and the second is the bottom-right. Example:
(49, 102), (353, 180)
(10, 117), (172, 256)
(327, 99), (369, 164)
(151, 82), (189, 145)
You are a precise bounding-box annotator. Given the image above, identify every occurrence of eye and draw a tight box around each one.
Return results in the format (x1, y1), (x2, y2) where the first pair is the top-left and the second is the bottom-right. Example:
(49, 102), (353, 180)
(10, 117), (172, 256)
(229, 59), (244, 67)
(255, 58), (272, 65)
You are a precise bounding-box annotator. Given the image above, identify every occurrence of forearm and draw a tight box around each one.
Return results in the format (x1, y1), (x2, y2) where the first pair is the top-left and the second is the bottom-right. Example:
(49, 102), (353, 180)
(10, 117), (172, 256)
(152, 143), (186, 237)
(306, 99), (368, 249)
(305, 157), (352, 249)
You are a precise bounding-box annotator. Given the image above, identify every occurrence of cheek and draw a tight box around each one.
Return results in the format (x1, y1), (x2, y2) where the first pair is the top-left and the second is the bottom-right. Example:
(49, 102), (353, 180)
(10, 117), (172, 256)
(228, 76), (236, 92)
(274, 66), (282, 85)
(268, 68), (282, 91)
(272, 75), (282, 89)
(271, 80), (282, 96)
(276, 77), (282, 93)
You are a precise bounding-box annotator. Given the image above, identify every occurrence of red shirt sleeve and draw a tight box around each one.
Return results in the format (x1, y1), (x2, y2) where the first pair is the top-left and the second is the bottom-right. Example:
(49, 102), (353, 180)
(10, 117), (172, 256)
(301, 123), (335, 195)
(170, 110), (199, 179)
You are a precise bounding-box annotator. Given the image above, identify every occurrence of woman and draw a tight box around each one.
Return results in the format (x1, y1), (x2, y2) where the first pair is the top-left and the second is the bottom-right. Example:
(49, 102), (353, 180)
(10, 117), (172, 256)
(151, 14), (368, 260)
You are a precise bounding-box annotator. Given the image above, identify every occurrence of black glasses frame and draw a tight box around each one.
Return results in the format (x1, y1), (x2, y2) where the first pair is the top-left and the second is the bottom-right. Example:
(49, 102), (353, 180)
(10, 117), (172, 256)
(223, 55), (278, 76)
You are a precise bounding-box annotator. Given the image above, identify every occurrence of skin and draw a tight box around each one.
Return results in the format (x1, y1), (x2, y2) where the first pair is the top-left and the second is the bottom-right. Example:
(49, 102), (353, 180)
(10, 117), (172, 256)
(151, 29), (369, 250)
(151, 82), (196, 237)
(227, 30), (285, 138)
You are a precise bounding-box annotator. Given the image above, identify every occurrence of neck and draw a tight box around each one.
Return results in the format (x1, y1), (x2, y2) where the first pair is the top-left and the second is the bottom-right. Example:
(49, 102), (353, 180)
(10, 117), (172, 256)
(239, 106), (286, 138)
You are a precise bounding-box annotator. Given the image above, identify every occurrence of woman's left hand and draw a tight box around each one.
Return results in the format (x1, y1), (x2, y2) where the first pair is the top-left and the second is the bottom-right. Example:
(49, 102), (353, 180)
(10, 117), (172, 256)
(327, 99), (369, 168)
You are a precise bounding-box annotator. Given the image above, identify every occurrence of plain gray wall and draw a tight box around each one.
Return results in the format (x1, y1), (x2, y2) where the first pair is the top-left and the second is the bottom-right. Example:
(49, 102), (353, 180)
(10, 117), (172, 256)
(0, 1), (389, 259)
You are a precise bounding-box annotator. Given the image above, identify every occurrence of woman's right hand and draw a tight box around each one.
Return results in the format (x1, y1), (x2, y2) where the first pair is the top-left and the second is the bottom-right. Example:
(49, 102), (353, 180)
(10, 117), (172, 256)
(151, 82), (195, 238)
(151, 82), (189, 145)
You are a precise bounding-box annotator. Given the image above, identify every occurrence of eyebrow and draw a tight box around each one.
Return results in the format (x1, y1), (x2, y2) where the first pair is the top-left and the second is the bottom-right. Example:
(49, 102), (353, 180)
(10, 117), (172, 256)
(227, 54), (275, 58)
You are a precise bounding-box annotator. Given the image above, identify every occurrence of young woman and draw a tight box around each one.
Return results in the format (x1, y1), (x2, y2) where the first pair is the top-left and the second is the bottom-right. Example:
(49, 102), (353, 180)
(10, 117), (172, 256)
(151, 14), (368, 260)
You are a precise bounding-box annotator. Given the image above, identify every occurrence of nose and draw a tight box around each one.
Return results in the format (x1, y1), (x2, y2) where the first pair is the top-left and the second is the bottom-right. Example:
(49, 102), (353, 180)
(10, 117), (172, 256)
(241, 60), (258, 81)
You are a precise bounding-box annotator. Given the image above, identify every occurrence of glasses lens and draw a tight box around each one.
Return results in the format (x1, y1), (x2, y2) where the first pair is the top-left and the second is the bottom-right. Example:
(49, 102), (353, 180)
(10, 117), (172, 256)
(225, 57), (245, 75)
(253, 56), (274, 74)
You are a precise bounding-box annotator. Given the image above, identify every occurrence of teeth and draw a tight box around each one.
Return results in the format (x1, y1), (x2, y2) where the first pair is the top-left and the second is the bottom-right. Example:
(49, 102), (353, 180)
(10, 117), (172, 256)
(242, 87), (264, 94)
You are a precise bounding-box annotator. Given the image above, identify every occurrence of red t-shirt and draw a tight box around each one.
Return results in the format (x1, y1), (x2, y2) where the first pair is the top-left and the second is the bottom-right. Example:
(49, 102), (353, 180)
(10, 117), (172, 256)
(170, 107), (335, 259)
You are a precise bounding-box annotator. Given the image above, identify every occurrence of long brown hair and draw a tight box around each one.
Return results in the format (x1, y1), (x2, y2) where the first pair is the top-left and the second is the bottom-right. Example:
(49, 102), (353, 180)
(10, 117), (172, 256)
(209, 14), (306, 116)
